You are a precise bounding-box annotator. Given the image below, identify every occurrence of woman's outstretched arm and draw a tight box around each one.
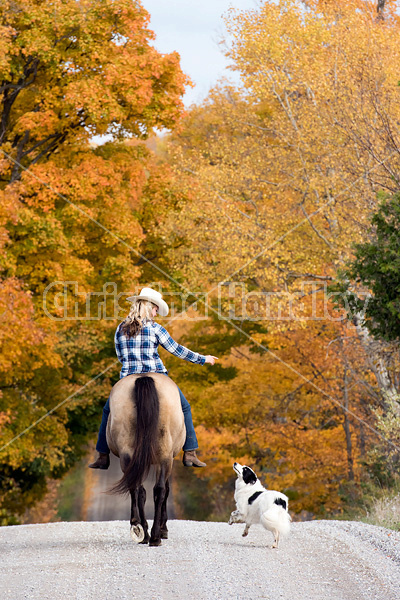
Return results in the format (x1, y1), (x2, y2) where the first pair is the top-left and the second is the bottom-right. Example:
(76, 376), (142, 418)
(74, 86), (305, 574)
(155, 323), (218, 365)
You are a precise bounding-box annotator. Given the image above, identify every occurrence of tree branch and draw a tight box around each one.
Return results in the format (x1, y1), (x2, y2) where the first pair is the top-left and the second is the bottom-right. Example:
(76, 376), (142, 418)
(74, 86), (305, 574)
(0, 57), (40, 145)
(377, 0), (386, 21)
(299, 204), (333, 248)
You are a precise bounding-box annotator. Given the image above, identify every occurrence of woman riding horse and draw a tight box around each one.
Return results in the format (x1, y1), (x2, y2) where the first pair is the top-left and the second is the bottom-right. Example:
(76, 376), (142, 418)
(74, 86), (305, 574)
(89, 287), (218, 470)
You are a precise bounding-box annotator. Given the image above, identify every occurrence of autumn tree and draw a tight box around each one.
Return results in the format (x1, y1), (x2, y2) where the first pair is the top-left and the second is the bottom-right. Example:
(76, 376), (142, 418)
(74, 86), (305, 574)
(0, 0), (187, 523)
(156, 0), (400, 516)
(165, 0), (400, 287)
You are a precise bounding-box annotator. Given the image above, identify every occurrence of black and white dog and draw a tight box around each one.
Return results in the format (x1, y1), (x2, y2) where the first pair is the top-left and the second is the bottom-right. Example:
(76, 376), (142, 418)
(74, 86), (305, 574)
(228, 462), (291, 548)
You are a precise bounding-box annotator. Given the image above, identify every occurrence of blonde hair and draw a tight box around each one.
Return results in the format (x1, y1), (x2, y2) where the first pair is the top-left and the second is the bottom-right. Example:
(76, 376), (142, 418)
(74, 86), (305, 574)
(121, 300), (156, 338)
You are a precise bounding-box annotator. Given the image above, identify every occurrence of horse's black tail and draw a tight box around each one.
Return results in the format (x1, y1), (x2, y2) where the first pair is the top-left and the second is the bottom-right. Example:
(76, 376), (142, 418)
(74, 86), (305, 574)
(110, 376), (160, 495)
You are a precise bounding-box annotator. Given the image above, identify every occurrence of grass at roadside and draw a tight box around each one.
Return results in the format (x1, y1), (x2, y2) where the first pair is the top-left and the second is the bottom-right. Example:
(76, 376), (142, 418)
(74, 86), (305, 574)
(337, 477), (400, 531)
(362, 491), (400, 531)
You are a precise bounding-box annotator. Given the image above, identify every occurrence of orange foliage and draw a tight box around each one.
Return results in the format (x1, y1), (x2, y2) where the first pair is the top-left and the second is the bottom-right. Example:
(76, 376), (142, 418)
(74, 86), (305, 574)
(0, 0), (188, 523)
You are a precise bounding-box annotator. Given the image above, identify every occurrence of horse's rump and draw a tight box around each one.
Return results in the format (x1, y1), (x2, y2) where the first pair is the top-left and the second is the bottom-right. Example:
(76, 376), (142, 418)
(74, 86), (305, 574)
(107, 373), (185, 494)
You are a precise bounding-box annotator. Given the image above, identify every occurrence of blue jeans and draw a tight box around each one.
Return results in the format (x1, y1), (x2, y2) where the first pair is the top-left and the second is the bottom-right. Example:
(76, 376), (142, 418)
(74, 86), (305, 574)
(95, 378), (198, 454)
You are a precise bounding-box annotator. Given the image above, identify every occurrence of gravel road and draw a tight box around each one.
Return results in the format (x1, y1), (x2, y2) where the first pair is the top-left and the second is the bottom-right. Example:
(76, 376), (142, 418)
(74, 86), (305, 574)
(1, 519), (399, 600)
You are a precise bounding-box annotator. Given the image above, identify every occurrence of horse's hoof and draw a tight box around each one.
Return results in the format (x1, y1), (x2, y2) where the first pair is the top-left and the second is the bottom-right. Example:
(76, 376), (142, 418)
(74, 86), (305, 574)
(130, 524), (145, 543)
(160, 529), (168, 539)
(149, 538), (162, 547)
(139, 534), (150, 545)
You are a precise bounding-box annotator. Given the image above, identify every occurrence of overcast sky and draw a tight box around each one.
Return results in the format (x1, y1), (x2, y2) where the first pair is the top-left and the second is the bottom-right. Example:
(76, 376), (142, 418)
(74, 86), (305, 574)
(143, 1), (260, 106)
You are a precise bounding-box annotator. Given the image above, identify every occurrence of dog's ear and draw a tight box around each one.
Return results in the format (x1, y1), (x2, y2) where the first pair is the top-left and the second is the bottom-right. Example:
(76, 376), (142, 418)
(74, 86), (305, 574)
(242, 466), (257, 485)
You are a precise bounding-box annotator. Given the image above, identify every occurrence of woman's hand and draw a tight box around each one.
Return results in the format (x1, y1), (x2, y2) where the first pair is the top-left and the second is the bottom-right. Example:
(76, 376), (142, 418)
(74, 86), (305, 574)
(205, 355), (219, 365)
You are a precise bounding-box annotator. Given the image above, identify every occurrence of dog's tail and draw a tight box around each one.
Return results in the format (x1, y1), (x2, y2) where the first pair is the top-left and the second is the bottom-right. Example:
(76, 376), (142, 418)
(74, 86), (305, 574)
(261, 505), (291, 537)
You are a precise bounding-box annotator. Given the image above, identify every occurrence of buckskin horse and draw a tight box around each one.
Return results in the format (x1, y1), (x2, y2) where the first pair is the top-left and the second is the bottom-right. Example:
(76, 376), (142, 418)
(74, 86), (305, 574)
(107, 373), (185, 546)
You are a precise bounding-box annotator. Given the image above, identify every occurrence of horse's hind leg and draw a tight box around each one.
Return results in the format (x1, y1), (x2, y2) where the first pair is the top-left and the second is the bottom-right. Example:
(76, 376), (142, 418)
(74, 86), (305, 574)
(150, 463), (167, 546)
(138, 485), (149, 544)
(160, 478), (170, 539)
(129, 489), (145, 543)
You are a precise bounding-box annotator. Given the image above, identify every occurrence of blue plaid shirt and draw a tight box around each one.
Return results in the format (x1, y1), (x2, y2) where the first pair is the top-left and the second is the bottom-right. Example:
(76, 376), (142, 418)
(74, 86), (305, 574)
(114, 319), (206, 378)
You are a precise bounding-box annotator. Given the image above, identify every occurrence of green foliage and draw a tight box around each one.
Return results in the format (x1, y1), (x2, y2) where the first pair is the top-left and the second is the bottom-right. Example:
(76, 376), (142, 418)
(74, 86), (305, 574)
(334, 194), (400, 342)
(172, 461), (234, 522)
(56, 458), (87, 522)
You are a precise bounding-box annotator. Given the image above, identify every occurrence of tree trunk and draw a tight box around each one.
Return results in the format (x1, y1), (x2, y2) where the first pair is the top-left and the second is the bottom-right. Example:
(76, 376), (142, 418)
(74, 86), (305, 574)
(343, 368), (355, 482)
(358, 422), (366, 459)
(377, 0), (386, 20)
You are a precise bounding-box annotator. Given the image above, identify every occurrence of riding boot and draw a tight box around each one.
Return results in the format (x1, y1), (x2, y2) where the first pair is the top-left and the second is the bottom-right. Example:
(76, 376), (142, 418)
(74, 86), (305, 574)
(182, 450), (207, 468)
(88, 452), (110, 470)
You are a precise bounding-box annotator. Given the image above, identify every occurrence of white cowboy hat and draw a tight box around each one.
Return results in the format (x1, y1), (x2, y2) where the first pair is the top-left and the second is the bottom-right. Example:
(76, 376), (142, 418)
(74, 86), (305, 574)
(126, 287), (169, 317)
